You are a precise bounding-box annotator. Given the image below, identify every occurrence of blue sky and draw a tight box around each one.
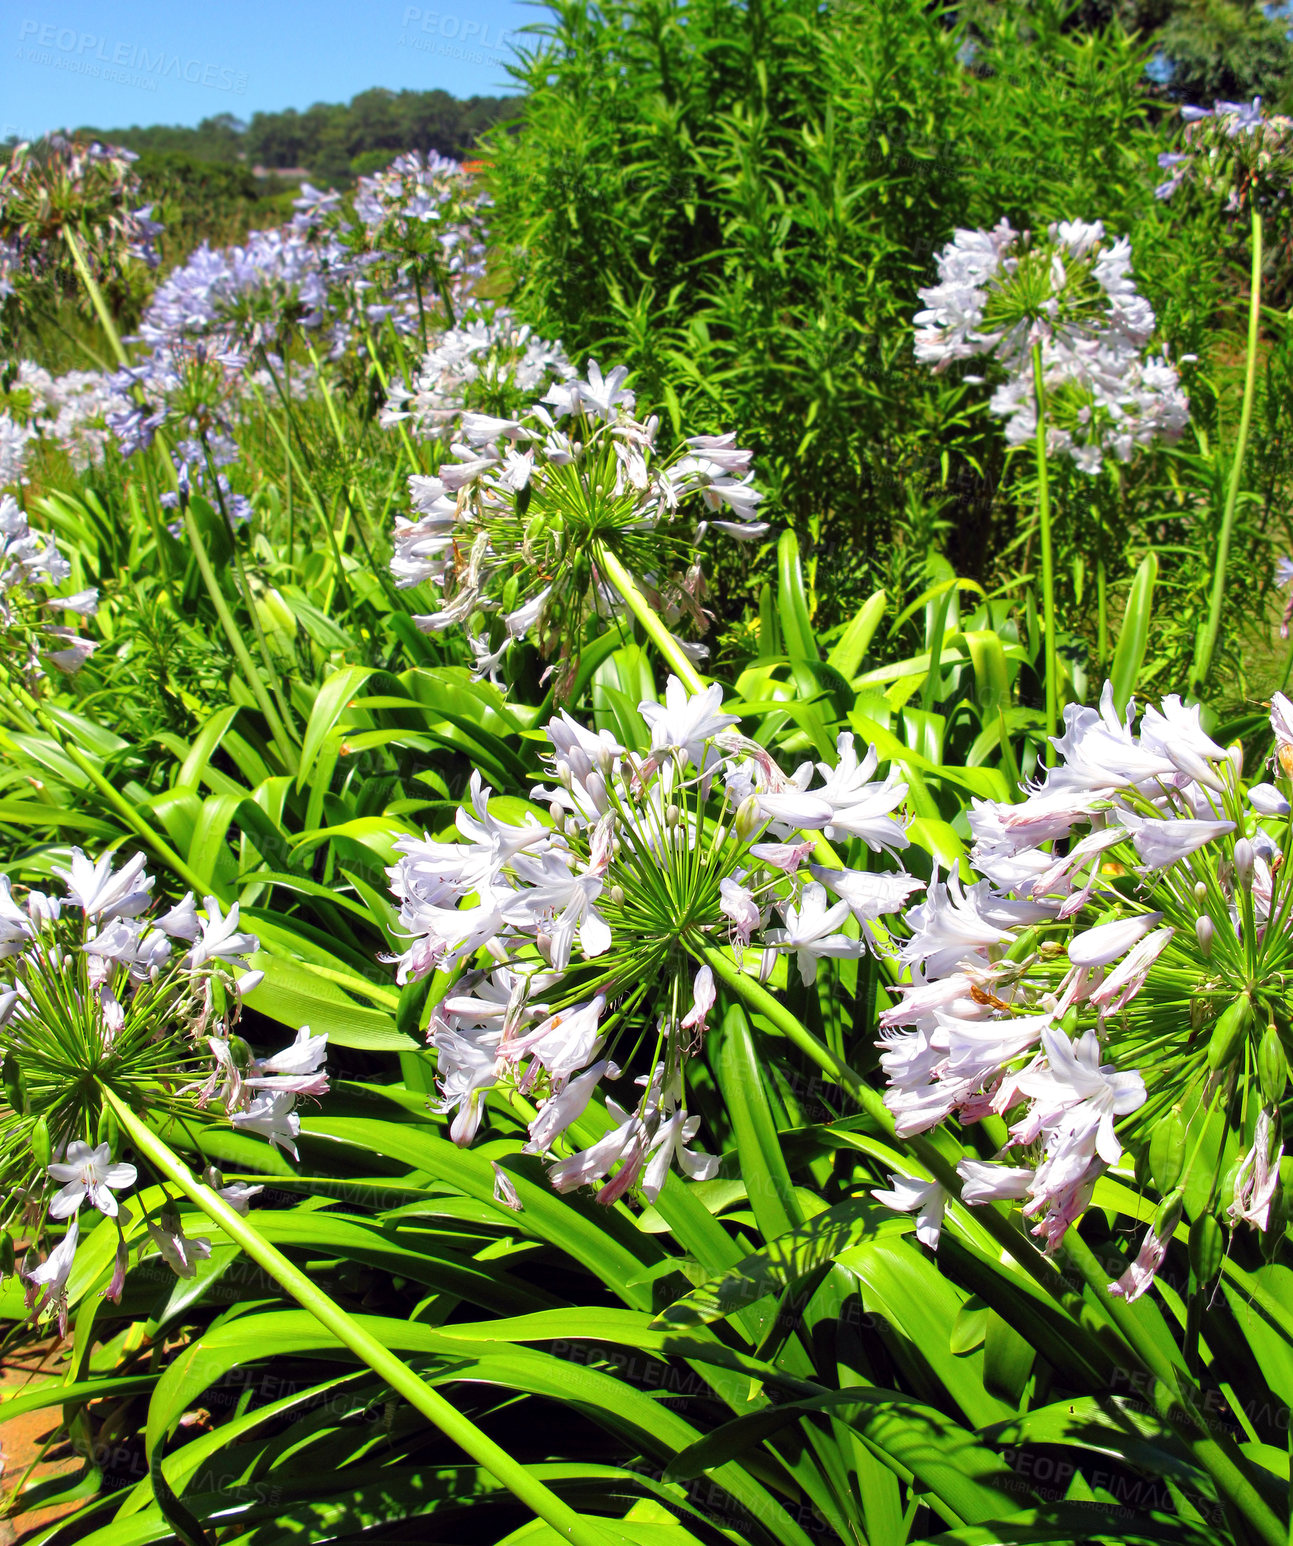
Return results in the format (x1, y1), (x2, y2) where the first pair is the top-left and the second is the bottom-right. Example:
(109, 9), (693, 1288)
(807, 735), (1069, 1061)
(2, 0), (533, 142)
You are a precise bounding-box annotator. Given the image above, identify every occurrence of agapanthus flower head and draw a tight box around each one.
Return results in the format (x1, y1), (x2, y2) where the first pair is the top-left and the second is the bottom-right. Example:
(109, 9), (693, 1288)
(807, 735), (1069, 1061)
(0, 135), (161, 344)
(385, 676), (912, 1202)
(914, 220), (1188, 473)
(2, 360), (136, 473)
(380, 305), (575, 443)
(136, 225), (340, 356)
(1156, 97), (1293, 214)
(391, 362), (768, 694)
(876, 680), (1293, 1299)
(0, 849), (327, 1321)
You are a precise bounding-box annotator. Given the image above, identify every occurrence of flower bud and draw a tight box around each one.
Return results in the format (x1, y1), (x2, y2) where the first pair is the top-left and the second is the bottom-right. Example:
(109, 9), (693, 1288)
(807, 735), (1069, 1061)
(549, 801), (565, 830)
(1227, 745), (1245, 784)
(734, 794), (761, 843)
(1234, 837), (1255, 889)
(609, 885), (625, 908)
(1194, 881), (1207, 905)
(1195, 915), (1215, 958)
(666, 804), (681, 829)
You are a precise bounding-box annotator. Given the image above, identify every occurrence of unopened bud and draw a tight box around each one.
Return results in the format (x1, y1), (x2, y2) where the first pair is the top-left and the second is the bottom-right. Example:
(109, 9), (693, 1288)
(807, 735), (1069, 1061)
(609, 885), (625, 907)
(1194, 881), (1207, 905)
(730, 794), (759, 843)
(1196, 915), (1215, 957)
(585, 771), (608, 815)
(666, 804), (681, 829)
(536, 930), (553, 966)
(549, 801), (565, 829)
(1234, 838), (1255, 889)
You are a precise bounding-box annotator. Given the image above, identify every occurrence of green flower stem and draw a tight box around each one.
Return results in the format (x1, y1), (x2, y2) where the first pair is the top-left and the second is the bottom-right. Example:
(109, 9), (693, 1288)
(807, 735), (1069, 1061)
(594, 541), (706, 693)
(8, 676), (208, 897)
(102, 1089), (625, 1546)
(180, 502), (296, 770)
(1031, 342), (1058, 760)
(61, 226), (129, 367)
(197, 435), (301, 749)
(361, 322), (424, 474)
(1193, 205), (1263, 695)
(127, 480), (174, 607)
(1062, 1230), (1283, 1546)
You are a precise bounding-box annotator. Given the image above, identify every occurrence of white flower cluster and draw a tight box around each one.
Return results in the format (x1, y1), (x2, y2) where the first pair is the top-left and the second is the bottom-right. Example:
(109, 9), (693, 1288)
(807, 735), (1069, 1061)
(914, 219), (1188, 474)
(2, 360), (135, 475)
(2, 849), (328, 1329)
(392, 361), (767, 682)
(876, 683), (1288, 1299)
(0, 492), (98, 678)
(386, 676), (913, 1203)
(380, 306), (575, 442)
(0, 411), (35, 488)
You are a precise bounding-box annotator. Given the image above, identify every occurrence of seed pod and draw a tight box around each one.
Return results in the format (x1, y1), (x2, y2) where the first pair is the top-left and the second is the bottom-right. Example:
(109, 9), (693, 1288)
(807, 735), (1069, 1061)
(31, 1114), (51, 1169)
(1155, 1187), (1185, 1240)
(1150, 1110), (1188, 1194)
(2, 1052), (25, 1115)
(0, 1232), (13, 1277)
(1207, 993), (1253, 1071)
(1189, 1214), (1224, 1283)
(1259, 1022), (1288, 1105)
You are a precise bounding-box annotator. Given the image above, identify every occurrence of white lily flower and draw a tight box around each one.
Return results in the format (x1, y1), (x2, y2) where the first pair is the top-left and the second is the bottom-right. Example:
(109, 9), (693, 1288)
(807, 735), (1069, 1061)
(47, 1140), (137, 1219)
(764, 882), (861, 985)
(871, 1174), (947, 1249)
(1068, 912), (1163, 968)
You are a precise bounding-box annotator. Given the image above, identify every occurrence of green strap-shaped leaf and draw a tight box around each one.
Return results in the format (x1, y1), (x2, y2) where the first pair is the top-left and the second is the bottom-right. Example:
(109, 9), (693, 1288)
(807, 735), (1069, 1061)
(776, 530), (818, 663)
(653, 1198), (912, 1329)
(1110, 551), (1158, 719)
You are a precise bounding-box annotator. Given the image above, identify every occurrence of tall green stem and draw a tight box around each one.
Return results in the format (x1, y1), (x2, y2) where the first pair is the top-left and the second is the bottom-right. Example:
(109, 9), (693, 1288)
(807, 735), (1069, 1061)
(102, 1090), (619, 1546)
(1031, 343), (1058, 761)
(594, 542), (705, 692)
(1193, 205), (1264, 695)
(180, 503), (296, 769)
(62, 227), (129, 367)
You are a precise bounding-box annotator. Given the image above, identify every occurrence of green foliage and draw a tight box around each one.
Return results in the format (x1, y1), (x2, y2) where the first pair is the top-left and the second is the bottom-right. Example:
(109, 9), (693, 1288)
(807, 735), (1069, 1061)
(73, 87), (519, 190)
